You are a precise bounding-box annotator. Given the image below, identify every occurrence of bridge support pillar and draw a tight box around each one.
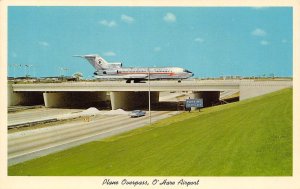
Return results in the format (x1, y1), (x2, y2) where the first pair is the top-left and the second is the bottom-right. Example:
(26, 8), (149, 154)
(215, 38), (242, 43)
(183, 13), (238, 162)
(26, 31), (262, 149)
(43, 92), (107, 108)
(192, 91), (220, 107)
(110, 91), (159, 110)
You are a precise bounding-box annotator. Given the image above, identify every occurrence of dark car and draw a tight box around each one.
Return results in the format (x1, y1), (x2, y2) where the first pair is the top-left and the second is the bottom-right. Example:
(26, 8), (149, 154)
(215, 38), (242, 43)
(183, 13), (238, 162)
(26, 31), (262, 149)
(129, 110), (146, 118)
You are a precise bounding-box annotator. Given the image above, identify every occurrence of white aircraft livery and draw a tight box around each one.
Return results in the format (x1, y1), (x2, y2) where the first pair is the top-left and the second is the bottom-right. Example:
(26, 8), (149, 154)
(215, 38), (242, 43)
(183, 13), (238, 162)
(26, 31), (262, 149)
(74, 54), (194, 82)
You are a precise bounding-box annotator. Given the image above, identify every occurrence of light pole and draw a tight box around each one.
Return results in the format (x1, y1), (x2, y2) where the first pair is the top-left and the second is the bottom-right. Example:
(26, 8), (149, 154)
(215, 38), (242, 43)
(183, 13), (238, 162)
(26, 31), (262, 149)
(63, 67), (69, 77)
(25, 64), (32, 78)
(59, 67), (69, 78)
(148, 67), (151, 125)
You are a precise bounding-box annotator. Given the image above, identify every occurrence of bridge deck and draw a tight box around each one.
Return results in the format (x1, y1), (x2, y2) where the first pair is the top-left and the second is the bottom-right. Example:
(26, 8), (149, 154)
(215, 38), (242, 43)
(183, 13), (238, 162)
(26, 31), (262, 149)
(11, 80), (292, 92)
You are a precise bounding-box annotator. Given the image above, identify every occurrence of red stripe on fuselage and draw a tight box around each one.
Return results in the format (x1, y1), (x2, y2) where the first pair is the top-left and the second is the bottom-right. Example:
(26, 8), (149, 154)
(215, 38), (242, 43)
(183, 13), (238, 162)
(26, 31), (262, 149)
(118, 72), (176, 76)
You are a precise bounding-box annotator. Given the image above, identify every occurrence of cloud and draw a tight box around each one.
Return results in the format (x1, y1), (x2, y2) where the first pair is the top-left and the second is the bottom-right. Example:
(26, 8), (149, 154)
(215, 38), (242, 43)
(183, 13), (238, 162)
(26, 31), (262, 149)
(260, 40), (269, 45)
(104, 51), (116, 56)
(163, 12), (176, 23)
(194, 38), (204, 43)
(121, 14), (135, 24)
(251, 28), (267, 36)
(153, 47), (161, 52)
(99, 20), (117, 27)
(251, 7), (269, 10)
(38, 41), (49, 47)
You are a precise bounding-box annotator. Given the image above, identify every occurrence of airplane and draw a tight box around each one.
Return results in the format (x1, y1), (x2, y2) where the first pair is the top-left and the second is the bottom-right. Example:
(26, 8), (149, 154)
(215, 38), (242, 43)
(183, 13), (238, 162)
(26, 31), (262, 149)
(74, 54), (194, 83)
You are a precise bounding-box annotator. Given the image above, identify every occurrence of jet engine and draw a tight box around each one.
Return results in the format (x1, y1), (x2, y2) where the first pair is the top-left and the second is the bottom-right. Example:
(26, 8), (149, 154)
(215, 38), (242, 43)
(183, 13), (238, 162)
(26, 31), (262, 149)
(108, 62), (122, 69)
(104, 70), (118, 75)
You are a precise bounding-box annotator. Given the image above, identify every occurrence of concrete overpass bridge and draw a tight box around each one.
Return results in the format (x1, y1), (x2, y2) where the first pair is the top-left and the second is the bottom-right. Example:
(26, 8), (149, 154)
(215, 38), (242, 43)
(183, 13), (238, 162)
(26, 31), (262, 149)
(8, 79), (292, 110)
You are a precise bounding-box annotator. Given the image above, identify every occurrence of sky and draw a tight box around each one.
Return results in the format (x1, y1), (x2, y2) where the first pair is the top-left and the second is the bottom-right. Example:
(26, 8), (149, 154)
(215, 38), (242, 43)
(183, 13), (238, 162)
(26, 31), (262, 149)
(8, 6), (292, 78)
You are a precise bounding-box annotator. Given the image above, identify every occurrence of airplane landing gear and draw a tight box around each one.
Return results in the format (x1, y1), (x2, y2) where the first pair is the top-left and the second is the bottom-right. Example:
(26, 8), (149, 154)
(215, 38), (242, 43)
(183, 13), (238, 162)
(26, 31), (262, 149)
(126, 79), (142, 83)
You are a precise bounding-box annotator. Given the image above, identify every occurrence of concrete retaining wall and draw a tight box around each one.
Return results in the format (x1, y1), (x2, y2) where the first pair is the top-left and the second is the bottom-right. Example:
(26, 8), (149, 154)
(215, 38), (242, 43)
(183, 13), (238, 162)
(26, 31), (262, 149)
(239, 81), (292, 100)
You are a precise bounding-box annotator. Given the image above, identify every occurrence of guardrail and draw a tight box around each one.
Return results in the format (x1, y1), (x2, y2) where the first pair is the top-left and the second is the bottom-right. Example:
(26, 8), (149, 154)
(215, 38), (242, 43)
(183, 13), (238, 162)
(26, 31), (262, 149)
(11, 80), (242, 92)
(8, 119), (58, 130)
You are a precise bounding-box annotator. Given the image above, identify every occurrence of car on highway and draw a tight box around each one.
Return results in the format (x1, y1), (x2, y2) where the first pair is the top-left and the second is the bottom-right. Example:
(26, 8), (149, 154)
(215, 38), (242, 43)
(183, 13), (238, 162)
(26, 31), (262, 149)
(129, 110), (146, 118)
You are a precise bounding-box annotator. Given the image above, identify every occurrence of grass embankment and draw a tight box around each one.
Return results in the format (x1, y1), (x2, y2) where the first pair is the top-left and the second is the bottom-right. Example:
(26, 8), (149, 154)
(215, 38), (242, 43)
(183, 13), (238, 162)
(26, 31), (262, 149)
(9, 88), (293, 176)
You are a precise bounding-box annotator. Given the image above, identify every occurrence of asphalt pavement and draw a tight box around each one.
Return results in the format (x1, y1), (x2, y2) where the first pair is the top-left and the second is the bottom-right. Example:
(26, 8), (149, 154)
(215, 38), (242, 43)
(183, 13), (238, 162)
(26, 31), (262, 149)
(8, 110), (179, 166)
(8, 108), (82, 126)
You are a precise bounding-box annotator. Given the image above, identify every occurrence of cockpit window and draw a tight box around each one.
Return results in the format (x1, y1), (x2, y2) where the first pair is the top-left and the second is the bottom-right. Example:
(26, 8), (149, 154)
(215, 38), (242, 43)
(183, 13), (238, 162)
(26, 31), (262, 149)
(184, 69), (192, 73)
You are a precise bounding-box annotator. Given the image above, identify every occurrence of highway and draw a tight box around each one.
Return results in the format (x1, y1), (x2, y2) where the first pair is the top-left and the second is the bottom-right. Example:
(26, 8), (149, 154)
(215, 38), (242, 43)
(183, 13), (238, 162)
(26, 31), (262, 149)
(8, 108), (82, 126)
(8, 110), (179, 166)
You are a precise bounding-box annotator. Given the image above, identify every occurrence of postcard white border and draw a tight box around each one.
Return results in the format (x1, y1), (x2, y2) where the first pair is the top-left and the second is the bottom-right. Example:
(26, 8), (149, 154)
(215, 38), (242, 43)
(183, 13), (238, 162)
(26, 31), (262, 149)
(0, 0), (299, 189)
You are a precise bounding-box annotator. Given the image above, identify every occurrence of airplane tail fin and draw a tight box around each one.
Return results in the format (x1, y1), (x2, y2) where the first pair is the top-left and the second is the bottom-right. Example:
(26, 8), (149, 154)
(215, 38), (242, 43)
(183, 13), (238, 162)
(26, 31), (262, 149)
(73, 54), (109, 70)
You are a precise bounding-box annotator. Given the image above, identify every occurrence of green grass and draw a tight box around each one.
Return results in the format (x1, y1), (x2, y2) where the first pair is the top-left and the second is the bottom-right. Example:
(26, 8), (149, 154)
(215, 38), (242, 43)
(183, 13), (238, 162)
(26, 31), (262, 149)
(8, 88), (293, 176)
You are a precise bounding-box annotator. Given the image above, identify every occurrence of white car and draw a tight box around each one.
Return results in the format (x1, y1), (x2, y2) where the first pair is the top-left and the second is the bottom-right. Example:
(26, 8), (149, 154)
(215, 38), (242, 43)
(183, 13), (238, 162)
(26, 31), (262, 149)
(129, 110), (146, 118)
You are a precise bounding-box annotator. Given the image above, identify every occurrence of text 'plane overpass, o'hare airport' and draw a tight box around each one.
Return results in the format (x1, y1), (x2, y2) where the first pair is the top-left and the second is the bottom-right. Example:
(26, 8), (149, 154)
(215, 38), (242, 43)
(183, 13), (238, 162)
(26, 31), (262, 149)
(8, 79), (292, 110)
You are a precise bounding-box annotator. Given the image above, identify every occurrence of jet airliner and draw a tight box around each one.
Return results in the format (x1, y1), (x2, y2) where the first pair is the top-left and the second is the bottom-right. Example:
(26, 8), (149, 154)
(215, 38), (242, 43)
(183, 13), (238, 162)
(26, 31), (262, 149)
(74, 54), (194, 83)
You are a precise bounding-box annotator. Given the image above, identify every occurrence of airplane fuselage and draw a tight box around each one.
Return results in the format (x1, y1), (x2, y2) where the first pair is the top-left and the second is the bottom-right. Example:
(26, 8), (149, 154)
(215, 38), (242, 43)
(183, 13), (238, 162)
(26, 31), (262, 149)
(75, 54), (194, 82)
(94, 67), (193, 80)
